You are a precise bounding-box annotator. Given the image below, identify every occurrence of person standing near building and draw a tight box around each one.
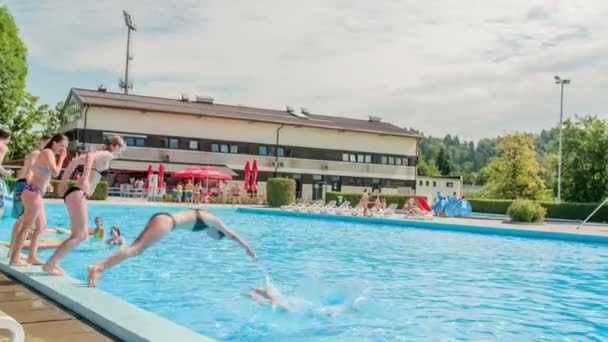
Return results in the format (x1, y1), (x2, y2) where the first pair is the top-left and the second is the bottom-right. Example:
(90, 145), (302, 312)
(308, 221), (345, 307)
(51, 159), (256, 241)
(43, 136), (126, 276)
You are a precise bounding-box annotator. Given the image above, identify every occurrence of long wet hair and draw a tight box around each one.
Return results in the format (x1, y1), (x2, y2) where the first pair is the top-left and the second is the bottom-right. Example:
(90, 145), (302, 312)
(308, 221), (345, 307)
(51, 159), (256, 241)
(112, 226), (121, 237)
(43, 134), (68, 150)
(103, 135), (125, 151)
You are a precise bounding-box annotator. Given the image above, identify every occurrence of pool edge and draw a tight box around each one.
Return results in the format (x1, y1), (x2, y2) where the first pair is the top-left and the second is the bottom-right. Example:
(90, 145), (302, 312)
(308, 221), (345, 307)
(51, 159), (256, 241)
(238, 208), (608, 245)
(0, 246), (214, 342)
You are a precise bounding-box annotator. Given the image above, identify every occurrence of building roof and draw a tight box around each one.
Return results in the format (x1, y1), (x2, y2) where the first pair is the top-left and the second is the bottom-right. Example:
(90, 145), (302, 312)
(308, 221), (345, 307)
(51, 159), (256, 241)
(69, 88), (421, 139)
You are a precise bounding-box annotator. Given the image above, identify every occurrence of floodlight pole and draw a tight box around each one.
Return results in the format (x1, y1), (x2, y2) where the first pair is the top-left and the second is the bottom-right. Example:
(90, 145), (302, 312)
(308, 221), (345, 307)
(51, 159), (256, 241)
(122, 11), (136, 95)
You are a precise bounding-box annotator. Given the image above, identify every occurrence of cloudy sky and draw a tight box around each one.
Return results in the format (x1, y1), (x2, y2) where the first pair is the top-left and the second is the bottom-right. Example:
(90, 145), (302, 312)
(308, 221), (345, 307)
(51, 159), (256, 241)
(5, 0), (608, 140)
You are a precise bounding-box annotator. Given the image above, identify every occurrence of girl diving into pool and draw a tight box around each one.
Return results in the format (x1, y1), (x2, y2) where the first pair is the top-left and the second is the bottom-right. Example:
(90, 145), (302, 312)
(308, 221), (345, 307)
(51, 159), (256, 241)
(87, 209), (256, 287)
(43, 136), (126, 276)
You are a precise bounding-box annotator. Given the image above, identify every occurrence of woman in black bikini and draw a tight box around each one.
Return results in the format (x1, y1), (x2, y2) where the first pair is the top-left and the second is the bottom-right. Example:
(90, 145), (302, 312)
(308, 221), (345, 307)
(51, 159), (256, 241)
(87, 209), (256, 287)
(43, 136), (126, 275)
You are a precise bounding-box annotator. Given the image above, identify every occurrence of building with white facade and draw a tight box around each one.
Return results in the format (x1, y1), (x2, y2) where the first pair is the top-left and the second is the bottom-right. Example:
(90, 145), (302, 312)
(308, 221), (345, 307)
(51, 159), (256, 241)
(58, 88), (422, 199)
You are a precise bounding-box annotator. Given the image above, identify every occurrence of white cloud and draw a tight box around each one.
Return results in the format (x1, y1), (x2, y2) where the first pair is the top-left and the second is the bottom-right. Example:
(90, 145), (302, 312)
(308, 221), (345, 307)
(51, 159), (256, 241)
(5, 0), (608, 140)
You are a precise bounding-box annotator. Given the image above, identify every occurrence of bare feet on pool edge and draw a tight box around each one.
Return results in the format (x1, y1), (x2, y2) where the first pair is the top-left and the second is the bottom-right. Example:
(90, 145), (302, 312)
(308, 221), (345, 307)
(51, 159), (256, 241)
(42, 264), (65, 276)
(26, 257), (45, 265)
(10, 260), (30, 267)
(87, 265), (101, 287)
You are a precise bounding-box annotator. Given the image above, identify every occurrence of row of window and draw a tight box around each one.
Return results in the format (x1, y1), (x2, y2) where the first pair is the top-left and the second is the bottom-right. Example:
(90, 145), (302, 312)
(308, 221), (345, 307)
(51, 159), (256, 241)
(418, 180), (454, 188)
(98, 130), (415, 166)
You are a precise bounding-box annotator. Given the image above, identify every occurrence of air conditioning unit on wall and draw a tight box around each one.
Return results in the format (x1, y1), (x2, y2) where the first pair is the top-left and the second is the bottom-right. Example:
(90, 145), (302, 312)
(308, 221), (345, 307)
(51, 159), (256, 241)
(271, 161), (284, 167)
(162, 154), (171, 162)
(321, 164), (329, 171)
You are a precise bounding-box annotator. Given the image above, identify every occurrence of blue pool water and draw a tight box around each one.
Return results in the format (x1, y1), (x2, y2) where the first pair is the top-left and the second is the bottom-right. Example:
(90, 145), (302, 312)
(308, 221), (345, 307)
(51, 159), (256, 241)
(1, 203), (608, 341)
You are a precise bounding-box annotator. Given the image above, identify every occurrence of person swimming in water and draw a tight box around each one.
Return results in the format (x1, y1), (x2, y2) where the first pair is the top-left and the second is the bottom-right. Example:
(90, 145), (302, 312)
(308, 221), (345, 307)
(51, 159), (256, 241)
(106, 226), (126, 246)
(87, 209), (256, 287)
(242, 285), (350, 317)
(88, 217), (105, 240)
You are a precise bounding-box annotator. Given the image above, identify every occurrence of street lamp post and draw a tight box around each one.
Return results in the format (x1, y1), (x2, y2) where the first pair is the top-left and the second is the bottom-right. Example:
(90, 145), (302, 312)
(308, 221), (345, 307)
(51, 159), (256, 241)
(120, 11), (136, 94)
(554, 75), (570, 203)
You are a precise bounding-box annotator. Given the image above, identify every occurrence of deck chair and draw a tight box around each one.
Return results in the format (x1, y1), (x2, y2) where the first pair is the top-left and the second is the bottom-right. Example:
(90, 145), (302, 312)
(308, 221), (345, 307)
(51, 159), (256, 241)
(0, 310), (24, 342)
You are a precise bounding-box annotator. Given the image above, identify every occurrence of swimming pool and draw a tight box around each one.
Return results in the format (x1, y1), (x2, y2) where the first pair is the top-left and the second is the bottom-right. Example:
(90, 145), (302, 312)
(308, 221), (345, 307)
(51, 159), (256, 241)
(1, 203), (607, 341)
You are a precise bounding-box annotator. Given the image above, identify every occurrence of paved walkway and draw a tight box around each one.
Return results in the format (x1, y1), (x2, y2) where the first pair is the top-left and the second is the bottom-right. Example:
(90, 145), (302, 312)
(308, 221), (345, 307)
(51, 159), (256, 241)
(0, 272), (116, 342)
(438, 216), (608, 237)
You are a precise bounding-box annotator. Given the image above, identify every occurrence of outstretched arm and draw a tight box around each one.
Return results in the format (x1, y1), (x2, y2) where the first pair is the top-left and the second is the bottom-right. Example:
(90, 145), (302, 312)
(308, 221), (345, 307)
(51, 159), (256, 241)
(203, 213), (257, 259)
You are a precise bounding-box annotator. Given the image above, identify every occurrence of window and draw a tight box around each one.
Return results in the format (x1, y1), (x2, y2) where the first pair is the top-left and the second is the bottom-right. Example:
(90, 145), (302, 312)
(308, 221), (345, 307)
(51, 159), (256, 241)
(357, 154), (364, 163)
(259, 146), (268, 156)
(349, 154), (356, 162)
(125, 137), (135, 146)
(135, 138), (145, 146)
(419, 180), (423, 186)
(365, 155), (372, 163)
(277, 147), (285, 157)
(230, 145), (238, 153)
(220, 144), (229, 153)
(446, 182), (454, 188)
(211, 144), (219, 152)
(396, 158), (402, 166)
(188, 140), (199, 150)
(381, 156), (388, 164)
(388, 157), (395, 165)
(342, 153), (349, 162)
(160, 138), (168, 148)
(403, 158), (409, 166)
(432, 181), (437, 187)
(169, 138), (179, 149)
(105, 134), (145, 147)
(425, 181), (430, 186)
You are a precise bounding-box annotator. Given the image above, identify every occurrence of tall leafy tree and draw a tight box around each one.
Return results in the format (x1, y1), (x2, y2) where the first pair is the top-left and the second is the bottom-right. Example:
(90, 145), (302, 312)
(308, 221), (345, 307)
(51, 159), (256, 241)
(561, 115), (608, 202)
(486, 133), (546, 200)
(417, 154), (441, 176)
(0, 6), (27, 127)
(435, 147), (452, 176)
(4, 93), (54, 160)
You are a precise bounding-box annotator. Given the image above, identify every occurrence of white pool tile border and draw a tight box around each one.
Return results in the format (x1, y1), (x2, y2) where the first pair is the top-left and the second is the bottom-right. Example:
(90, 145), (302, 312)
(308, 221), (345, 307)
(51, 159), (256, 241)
(0, 246), (214, 342)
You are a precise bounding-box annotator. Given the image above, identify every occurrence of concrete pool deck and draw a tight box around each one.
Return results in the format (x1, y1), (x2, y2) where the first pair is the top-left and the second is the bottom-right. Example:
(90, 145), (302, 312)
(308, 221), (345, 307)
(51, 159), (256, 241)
(238, 207), (608, 244)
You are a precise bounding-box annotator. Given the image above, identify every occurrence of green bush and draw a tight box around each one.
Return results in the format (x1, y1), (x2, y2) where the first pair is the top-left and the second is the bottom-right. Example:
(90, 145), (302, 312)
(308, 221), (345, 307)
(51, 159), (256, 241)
(469, 198), (608, 222)
(507, 199), (546, 223)
(1, 177), (109, 200)
(325, 192), (427, 209)
(266, 178), (295, 207)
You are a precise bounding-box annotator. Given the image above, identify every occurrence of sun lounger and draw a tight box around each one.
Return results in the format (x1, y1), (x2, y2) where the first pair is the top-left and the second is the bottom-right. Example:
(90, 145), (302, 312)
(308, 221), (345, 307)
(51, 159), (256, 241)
(318, 200), (337, 213)
(328, 201), (351, 215)
(281, 197), (307, 211)
(296, 200), (323, 212)
(306, 200), (327, 212)
(0, 310), (24, 342)
(383, 203), (399, 217)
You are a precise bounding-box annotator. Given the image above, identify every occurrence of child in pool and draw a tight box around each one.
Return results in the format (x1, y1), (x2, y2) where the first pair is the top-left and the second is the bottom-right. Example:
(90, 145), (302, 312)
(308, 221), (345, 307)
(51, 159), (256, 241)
(87, 209), (256, 287)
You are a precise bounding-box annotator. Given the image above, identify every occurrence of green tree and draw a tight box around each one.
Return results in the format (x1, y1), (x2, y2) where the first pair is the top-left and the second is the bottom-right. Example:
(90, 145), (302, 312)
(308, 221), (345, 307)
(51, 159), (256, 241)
(0, 6), (28, 127)
(417, 154), (441, 176)
(561, 115), (608, 202)
(486, 133), (546, 200)
(43, 101), (64, 134)
(435, 147), (452, 176)
(4, 93), (53, 160)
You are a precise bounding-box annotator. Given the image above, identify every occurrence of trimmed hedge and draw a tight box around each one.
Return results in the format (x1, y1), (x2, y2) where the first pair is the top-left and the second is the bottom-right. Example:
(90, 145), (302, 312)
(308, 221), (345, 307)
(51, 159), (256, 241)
(469, 199), (608, 223)
(1, 177), (109, 200)
(326, 192), (427, 209)
(507, 200), (546, 223)
(266, 178), (295, 207)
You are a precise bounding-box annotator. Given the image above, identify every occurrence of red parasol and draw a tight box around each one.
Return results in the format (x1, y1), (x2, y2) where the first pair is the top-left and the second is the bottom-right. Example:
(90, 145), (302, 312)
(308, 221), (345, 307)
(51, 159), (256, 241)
(144, 164), (154, 189)
(251, 160), (259, 192)
(158, 164), (165, 188)
(171, 166), (232, 180)
(243, 161), (251, 191)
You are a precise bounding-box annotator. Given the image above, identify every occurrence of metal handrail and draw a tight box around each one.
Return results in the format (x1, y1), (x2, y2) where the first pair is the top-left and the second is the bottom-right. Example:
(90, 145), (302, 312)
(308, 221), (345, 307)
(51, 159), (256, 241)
(576, 197), (608, 230)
